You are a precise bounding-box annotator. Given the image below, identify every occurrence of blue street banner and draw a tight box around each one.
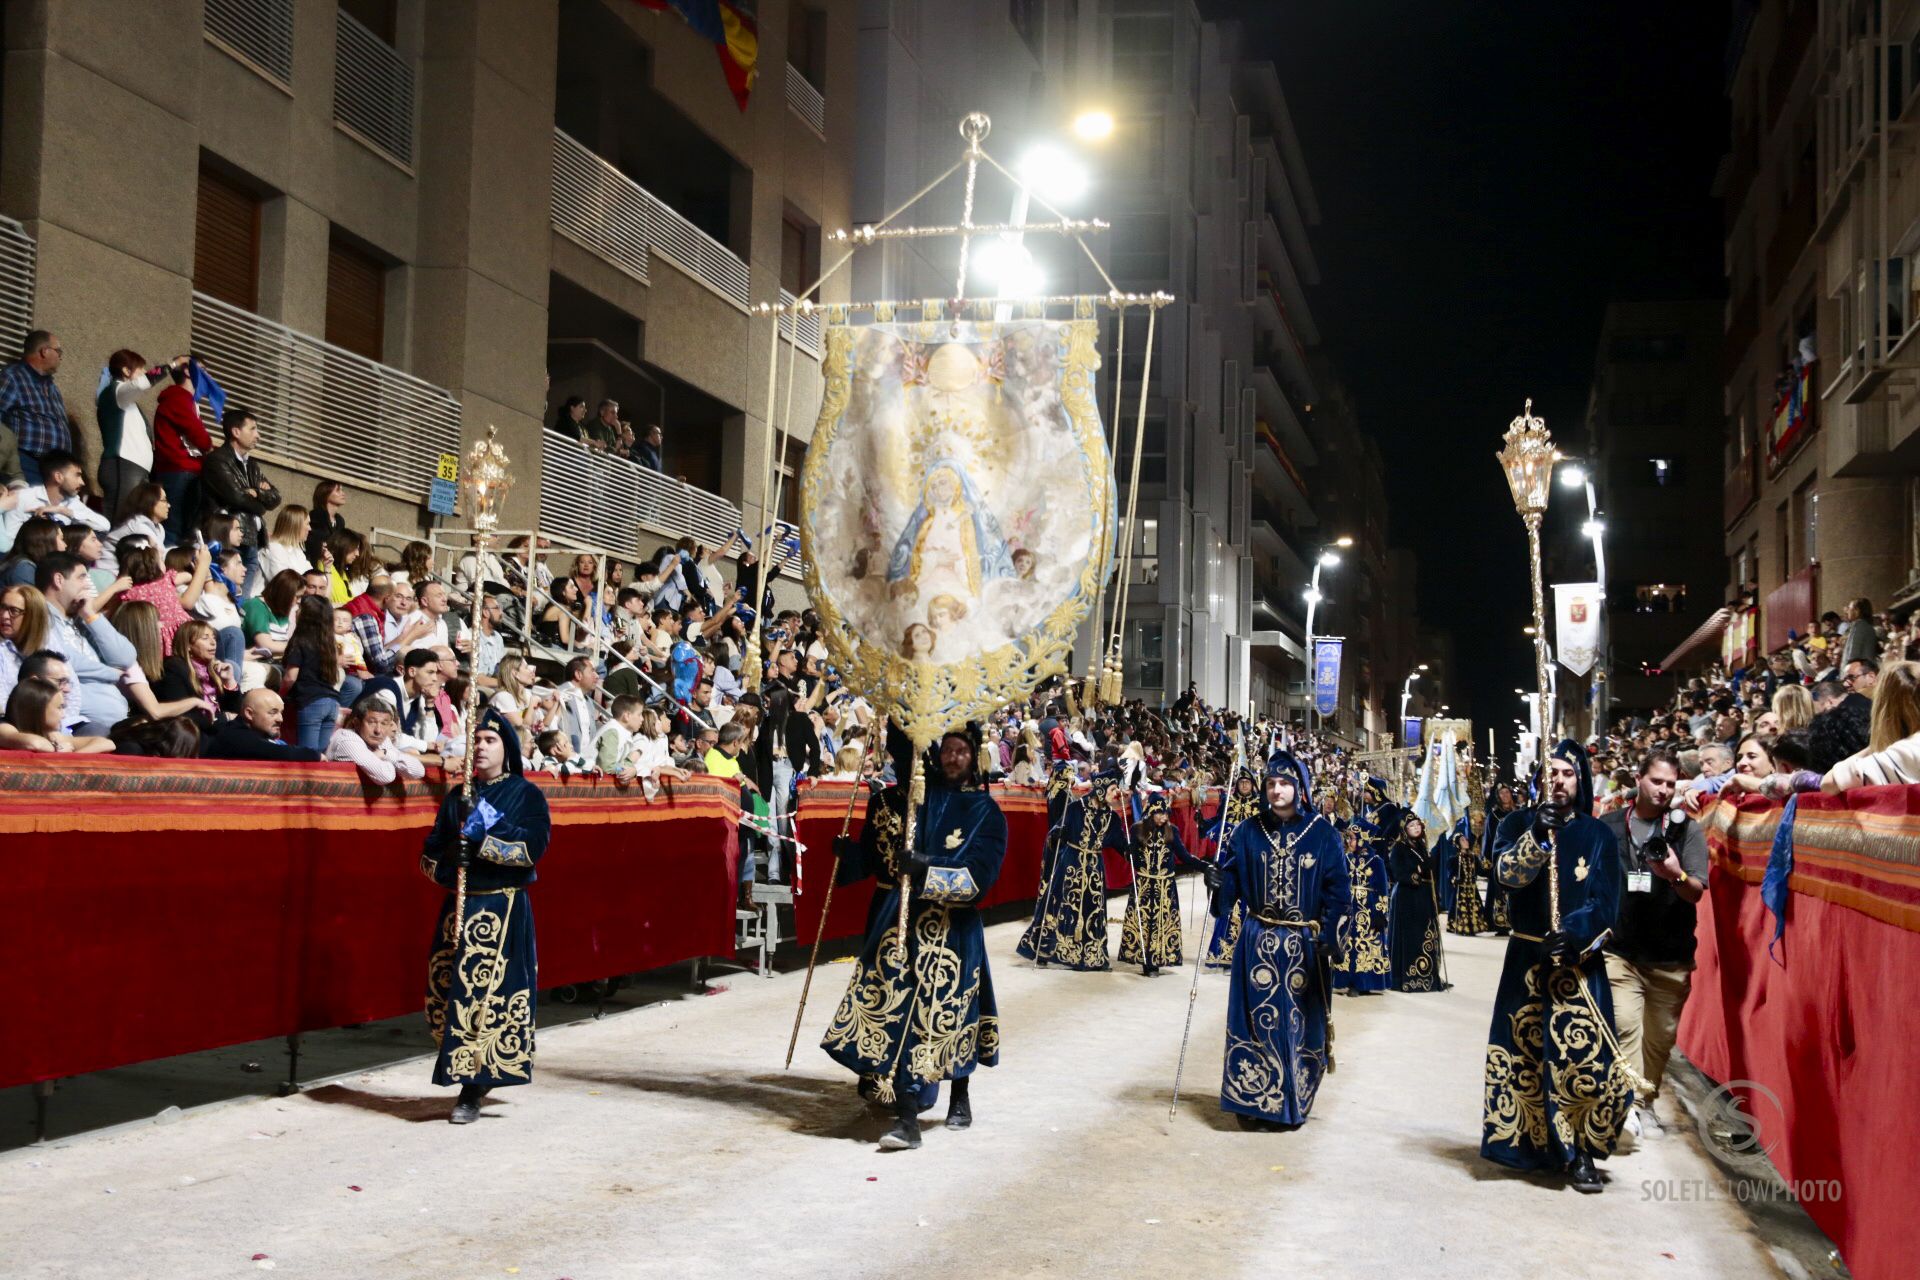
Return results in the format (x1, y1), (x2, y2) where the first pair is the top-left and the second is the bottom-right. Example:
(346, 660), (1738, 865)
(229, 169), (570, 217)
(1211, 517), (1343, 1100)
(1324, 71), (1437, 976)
(1402, 717), (1422, 749)
(1312, 638), (1343, 717)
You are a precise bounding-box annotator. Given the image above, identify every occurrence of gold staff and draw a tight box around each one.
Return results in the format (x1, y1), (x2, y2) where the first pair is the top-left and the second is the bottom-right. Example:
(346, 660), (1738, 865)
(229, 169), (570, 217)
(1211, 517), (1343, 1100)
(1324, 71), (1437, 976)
(452, 427), (514, 941)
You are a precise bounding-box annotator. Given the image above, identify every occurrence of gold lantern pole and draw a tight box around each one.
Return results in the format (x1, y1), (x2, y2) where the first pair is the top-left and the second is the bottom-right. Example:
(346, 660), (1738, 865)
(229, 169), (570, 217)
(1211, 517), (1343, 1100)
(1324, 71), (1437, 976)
(453, 426), (514, 936)
(1496, 398), (1558, 790)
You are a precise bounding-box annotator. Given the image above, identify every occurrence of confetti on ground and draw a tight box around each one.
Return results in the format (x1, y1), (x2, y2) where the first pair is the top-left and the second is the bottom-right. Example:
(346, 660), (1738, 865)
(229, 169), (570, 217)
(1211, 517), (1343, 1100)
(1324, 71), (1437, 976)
(1269, 1165), (1286, 1172)
(348, 1185), (362, 1192)
(1144, 1218), (1161, 1225)
(251, 1255), (269, 1262)
(1661, 1253), (1676, 1260)
(866, 1176), (877, 1182)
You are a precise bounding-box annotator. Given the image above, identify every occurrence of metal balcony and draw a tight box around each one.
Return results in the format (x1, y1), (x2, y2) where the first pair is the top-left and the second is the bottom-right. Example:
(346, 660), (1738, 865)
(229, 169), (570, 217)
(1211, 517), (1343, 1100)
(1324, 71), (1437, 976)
(205, 0), (293, 87)
(779, 289), (823, 356)
(333, 9), (416, 169)
(550, 129), (751, 310)
(785, 62), (826, 136)
(0, 216), (36, 363)
(188, 292), (463, 502)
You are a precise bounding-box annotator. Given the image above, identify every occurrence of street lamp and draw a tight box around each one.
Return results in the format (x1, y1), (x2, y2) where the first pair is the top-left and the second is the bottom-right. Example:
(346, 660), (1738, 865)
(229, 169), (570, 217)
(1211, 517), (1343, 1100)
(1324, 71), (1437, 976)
(1302, 539), (1352, 736)
(1399, 663), (1430, 741)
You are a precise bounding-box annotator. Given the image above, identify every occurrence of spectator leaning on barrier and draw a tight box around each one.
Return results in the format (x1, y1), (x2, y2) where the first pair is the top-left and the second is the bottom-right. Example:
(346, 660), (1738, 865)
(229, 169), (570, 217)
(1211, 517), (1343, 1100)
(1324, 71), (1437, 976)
(326, 693), (425, 785)
(200, 406), (281, 594)
(0, 330), (71, 486)
(554, 654), (602, 758)
(635, 422), (664, 473)
(0, 672), (113, 754)
(1600, 749), (1708, 1140)
(200, 687), (320, 762)
(1822, 661), (1920, 793)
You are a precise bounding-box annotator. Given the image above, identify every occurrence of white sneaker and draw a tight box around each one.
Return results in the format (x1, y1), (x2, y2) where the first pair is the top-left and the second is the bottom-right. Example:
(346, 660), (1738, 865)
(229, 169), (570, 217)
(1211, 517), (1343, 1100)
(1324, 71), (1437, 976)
(1633, 1104), (1664, 1139)
(1624, 1108), (1643, 1139)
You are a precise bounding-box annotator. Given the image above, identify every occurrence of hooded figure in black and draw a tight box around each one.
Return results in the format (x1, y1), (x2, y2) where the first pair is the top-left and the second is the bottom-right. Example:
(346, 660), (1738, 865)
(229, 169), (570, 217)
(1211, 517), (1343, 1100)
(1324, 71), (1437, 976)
(1211, 749), (1350, 1128)
(823, 722), (1008, 1151)
(1481, 739), (1630, 1192)
(421, 706), (552, 1124)
(1118, 792), (1218, 975)
(1201, 765), (1262, 969)
(1386, 811), (1448, 992)
(1482, 782), (1520, 932)
(1017, 763), (1130, 970)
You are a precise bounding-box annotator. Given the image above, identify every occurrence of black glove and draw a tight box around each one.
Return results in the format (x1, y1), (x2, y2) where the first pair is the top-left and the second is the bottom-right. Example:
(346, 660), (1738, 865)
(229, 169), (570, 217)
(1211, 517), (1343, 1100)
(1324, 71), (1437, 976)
(1210, 883), (1232, 917)
(1541, 929), (1575, 967)
(1322, 934), (1345, 967)
(1200, 862), (1222, 892)
(456, 837), (480, 869)
(833, 834), (858, 862)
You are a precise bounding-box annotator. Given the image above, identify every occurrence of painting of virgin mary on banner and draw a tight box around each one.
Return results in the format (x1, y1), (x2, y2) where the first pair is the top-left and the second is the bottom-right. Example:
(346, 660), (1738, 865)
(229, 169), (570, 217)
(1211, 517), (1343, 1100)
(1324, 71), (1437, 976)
(800, 312), (1114, 744)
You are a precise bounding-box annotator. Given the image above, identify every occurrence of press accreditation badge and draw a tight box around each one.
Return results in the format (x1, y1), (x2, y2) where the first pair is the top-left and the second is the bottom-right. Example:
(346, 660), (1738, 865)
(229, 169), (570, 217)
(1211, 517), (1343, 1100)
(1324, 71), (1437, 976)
(1627, 870), (1654, 894)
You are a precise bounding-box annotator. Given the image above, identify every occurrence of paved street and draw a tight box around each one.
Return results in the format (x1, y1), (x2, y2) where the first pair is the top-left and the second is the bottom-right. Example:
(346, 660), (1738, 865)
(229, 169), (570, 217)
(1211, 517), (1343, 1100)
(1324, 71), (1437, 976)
(3, 900), (1786, 1279)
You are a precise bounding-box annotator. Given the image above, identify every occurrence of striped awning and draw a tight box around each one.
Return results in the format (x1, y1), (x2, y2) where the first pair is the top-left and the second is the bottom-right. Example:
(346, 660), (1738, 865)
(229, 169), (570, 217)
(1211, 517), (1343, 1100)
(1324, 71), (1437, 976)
(1659, 607), (1732, 672)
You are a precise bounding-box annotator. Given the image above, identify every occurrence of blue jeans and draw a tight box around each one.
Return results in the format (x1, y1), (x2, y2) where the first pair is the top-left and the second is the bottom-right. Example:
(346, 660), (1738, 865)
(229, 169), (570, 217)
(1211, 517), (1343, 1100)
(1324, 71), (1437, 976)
(337, 673), (365, 709)
(294, 695), (339, 751)
(18, 451), (42, 486)
(156, 471), (199, 546)
(238, 542), (261, 598)
(215, 625), (245, 672)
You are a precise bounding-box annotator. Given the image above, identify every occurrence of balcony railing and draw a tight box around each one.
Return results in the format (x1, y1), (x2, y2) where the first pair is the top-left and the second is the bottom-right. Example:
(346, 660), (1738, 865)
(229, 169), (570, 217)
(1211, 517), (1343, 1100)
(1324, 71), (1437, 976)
(550, 130), (749, 310)
(0, 216), (36, 364)
(551, 130), (653, 287)
(539, 429), (745, 562)
(786, 62), (826, 136)
(779, 289), (823, 356)
(333, 9), (415, 169)
(188, 292), (463, 501)
(205, 0), (293, 88)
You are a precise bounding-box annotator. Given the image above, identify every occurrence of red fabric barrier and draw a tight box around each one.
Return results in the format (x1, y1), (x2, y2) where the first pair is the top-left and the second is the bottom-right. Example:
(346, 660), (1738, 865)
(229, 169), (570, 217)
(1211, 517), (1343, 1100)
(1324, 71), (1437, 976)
(790, 781), (1169, 947)
(1681, 789), (1920, 1280)
(1, 756), (740, 1090)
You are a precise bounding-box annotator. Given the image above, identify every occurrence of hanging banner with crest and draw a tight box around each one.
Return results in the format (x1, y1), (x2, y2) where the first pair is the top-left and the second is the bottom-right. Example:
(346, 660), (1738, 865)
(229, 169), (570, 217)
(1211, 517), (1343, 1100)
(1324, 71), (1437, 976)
(1553, 581), (1602, 677)
(799, 311), (1114, 746)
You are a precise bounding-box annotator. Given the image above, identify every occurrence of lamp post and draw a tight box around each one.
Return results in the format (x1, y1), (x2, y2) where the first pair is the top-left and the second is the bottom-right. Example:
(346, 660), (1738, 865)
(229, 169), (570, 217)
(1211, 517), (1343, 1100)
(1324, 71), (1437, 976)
(1398, 662), (1430, 740)
(1300, 536), (1352, 735)
(1497, 398), (1557, 779)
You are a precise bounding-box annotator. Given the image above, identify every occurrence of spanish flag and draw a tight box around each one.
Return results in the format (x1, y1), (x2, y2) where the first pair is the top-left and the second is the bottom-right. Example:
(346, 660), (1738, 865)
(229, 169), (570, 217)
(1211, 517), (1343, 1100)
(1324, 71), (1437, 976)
(635, 0), (759, 111)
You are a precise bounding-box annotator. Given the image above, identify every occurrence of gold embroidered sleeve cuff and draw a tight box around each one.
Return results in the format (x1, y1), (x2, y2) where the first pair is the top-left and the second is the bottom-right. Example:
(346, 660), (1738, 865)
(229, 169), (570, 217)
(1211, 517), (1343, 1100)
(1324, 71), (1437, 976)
(920, 865), (980, 903)
(1496, 830), (1550, 888)
(479, 835), (533, 867)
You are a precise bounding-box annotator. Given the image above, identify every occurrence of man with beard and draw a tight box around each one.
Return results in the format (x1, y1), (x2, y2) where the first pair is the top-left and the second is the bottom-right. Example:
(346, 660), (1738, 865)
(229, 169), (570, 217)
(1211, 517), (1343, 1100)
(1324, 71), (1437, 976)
(822, 724), (1008, 1151)
(1481, 741), (1630, 1192)
(1211, 750), (1350, 1129)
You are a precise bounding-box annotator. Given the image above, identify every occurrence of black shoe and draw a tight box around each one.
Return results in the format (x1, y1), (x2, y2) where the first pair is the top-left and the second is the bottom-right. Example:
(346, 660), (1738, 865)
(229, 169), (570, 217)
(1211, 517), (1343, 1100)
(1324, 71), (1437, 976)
(879, 1115), (922, 1150)
(1142, 965), (1159, 978)
(945, 1084), (972, 1131)
(1235, 1113), (1283, 1133)
(1568, 1153), (1603, 1193)
(449, 1084), (486, 1125)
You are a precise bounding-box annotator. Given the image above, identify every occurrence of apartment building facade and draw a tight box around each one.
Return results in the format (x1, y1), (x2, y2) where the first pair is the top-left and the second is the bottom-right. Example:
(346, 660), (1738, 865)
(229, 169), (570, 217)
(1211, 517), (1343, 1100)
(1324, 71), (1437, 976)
(0, 0), (855, 575)
(1720, 0), (1915, 654)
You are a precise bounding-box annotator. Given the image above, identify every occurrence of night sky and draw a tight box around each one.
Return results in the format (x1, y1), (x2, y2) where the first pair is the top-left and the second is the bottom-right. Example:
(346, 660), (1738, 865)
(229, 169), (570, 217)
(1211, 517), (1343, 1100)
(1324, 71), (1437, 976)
(1243, 3), (1730, 739)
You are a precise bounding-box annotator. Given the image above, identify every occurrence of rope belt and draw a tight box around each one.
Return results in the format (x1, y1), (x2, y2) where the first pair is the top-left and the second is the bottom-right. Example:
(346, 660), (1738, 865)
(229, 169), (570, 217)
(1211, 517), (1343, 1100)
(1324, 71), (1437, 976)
(1250, 910), (1317, 931)
(1510, 930), (1546, 943)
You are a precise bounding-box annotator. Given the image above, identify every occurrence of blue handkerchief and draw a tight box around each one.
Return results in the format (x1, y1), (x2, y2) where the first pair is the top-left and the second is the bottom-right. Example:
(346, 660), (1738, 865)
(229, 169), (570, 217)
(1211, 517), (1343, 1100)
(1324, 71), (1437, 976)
(462, 797), (501, 840)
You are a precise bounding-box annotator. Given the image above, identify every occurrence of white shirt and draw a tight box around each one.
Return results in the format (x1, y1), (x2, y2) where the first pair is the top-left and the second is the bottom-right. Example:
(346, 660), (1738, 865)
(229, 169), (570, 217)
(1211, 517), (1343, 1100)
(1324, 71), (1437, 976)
(1, 485), (109, 549)
(107, 377), (154, 470)
(101, 515), (169, 575)
(324, 729), (426, 784)
(259, 541), (311, 584)
(402, 609), (463, 652)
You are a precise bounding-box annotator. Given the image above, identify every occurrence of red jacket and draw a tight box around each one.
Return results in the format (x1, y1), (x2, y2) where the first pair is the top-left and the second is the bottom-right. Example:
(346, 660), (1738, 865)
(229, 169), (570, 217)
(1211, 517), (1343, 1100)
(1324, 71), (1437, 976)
(152, 383), (212, 475)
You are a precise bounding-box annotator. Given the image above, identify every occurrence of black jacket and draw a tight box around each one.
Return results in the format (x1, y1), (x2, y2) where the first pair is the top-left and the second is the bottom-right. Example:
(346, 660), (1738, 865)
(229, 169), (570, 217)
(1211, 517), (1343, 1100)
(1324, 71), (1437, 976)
(200, 444), (281, 546)
(1601, 805), (1709, 968)
(200, 717), (320, 762)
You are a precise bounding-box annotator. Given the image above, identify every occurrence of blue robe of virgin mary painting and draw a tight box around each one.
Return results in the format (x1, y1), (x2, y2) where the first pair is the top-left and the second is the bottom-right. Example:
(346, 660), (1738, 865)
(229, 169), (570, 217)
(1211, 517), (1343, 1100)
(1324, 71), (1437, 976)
(886, 460), (1016, 605)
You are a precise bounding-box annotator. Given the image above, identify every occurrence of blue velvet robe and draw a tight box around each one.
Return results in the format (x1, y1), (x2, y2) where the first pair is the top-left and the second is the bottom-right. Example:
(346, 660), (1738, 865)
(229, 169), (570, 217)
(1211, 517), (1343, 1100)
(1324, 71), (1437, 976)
(1480, 808), (1633, 1171)
(1117, 819), (1209, 970)
(1200, 786), (1261, 969)
(1213, 811), (1350, 1123)
(1447, 818), (1490, 935)
(1017, 795), (1126, 970)
(1387, 839), (1446, 992)
(421, 773), (551, 1089)
(822, 779), (1007, 1102)
(1333, 836), (1391, 994)
(1482, 801), (1518, 932)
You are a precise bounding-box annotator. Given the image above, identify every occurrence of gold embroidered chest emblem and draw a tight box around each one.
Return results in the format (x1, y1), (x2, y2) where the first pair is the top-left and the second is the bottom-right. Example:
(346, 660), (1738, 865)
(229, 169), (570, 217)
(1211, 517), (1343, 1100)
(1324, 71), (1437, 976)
(1302, 855), (1315, 868)
(945, 828), (963, 849)
(1574, 856), (1589, 881)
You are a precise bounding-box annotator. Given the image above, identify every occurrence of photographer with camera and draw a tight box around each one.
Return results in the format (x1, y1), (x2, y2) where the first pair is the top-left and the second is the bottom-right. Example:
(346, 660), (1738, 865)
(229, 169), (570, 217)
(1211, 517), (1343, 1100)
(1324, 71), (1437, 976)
(1600, 748), (1708, 1140)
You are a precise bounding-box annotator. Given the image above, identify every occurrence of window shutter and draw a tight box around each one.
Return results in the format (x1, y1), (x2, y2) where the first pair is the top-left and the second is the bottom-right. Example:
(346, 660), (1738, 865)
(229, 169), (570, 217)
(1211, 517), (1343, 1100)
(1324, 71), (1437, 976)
(326, 239), (385, 360)
(194, 168), (260, 311)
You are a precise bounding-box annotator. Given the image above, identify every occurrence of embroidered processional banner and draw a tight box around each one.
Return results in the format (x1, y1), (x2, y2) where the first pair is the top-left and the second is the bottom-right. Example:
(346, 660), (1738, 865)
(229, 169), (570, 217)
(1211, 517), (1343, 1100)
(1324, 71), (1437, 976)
(799, 314), (1114, 744)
